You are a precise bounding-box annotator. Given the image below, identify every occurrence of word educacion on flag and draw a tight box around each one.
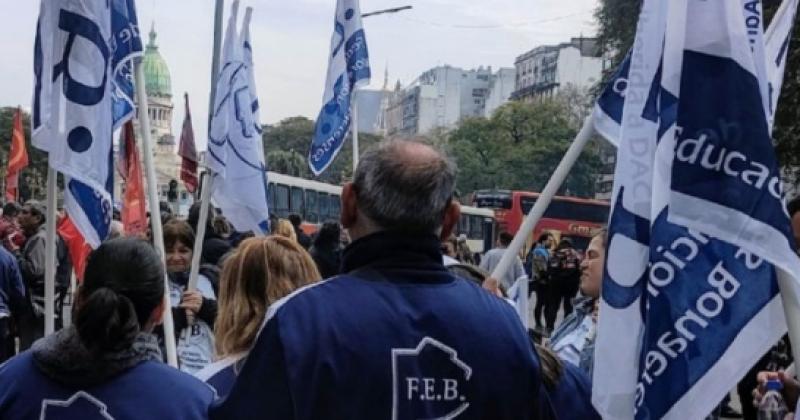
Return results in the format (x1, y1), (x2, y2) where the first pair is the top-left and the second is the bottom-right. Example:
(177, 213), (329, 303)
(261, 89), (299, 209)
(32, 0), (142, 247)
(207, 0), (270, 235)
(308, 0), (371, 175)
(674, 128), (785, 204)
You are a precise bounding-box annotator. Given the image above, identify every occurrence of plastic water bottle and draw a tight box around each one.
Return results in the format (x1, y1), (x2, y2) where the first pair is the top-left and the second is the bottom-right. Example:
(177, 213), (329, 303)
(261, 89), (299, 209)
(758, 379), (789, 420)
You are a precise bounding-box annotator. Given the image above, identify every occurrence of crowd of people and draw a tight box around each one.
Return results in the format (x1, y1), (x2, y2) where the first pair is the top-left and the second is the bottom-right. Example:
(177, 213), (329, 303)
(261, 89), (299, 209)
(0, 139), (796, 419)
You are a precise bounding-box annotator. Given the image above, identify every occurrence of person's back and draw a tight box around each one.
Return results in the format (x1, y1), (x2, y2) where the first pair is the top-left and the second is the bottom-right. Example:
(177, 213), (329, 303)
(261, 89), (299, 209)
(212, 140), (548, 420)
(0, 238), (214, 419)
(479, 232), (525, 290)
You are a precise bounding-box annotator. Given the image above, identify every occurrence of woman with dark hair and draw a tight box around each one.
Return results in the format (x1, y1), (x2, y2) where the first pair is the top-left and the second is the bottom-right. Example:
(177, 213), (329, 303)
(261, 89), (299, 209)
(0, 238), (214, 419)
(309, 221), (343, 279)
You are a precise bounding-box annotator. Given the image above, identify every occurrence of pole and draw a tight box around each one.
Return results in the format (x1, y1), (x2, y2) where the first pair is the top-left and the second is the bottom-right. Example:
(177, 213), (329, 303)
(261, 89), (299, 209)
(43, 167), (57, 335)
(777, 269), (800, 378)
(188, 0), (225, 291)
(352, 90), (359, 173)
(490, 116), (594, 281)
(134, 61), (178, 368)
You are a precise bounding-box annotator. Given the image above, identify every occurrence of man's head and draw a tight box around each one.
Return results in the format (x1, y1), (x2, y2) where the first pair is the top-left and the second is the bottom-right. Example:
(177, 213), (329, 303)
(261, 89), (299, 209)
(789, 196), (800, 250)
(288, 213), (303, 228)
(579, 229), (606, 298)
(19, 200), (46, 233)
(2, 202), (21, 221)
(497, 231), (513, 248)
(341, 140), (460, 241)
(537, 232), (553, 248)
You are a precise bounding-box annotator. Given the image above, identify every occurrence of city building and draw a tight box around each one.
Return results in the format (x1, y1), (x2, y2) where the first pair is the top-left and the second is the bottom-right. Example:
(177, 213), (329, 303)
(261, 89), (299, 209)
(116, 24), (193, 215)
(483, 68), (517, 118)
(511, 37), (603, 102)
(382, 65), (515, 136)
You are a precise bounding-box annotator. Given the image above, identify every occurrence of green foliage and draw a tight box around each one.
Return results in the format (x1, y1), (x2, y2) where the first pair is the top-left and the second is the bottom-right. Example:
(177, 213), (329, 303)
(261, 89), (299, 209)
(263, 116), (381, 185)
(595, 0), (800, 186)
(447, 100), (601, 198)
(0, 107), (49, 202)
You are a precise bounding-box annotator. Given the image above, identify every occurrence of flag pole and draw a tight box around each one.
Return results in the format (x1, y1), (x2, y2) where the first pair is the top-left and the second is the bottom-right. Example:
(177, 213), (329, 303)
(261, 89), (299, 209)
(490, 116), (595, 281)
(352, 90), (359, 172)
(134, 61), (178, 368)
(187, 0), (225, 292)
(43, 166), (57, 335)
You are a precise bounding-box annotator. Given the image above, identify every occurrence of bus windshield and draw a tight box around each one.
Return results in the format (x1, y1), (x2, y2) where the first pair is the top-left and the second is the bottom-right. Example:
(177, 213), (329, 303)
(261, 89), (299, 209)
(473, 191), (513, 209)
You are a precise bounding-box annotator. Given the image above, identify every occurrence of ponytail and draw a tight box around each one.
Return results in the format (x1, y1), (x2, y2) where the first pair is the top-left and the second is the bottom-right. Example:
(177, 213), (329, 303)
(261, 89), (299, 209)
(75, 287), (141, 353)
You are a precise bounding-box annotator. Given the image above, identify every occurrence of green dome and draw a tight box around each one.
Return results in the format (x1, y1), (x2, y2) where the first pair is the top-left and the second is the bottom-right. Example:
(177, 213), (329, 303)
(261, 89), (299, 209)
(142, 24), (172, 98)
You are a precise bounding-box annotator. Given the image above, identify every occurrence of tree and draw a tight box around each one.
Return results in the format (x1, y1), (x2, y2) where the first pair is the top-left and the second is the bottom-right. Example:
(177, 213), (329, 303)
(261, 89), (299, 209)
(594, 0), (800, 186)
(448, 100), (601, 198)
(0, 107), (48, 202)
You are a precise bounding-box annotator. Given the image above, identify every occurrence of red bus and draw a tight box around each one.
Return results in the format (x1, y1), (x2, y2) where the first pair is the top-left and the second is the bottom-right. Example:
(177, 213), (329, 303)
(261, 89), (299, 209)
(472, 190), (610, 252)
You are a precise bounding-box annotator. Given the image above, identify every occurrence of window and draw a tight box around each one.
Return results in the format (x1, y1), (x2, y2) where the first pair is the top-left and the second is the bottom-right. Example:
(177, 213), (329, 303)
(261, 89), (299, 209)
(305, 190), (318, 223)
(458, 213), (468, 236)
(268, 183), (276, 213)
(330, 195), (341, 218)
(274, 184), (290, 218)
(318, 193), (329, 221)
(474, 192), (513, 209)
(290, 187), (304, 214)
(469, 215), (484, 239)
(520, 197), (609, 224)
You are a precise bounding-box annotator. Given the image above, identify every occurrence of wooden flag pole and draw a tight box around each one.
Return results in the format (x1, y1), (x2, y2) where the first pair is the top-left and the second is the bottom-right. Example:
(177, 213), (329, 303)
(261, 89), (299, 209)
(134, 60), (178, 368)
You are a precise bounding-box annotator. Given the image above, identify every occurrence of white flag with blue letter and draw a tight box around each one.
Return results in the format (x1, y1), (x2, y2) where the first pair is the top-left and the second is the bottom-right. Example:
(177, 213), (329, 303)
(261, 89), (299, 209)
(593, 1), (795, 419)
(207, 1), (270, 235)
(32, 0), (142, 246)
(308, 0), (371, 176)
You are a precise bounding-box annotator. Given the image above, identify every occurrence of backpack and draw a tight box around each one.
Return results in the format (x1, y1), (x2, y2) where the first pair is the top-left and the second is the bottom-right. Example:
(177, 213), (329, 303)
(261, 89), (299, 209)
(548, 248), (580, 280)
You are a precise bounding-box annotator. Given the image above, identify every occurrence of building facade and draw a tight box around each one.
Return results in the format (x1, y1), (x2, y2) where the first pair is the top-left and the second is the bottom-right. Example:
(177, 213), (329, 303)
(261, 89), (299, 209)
(511, 37), (603, 102)
(383, 65), (514, 136)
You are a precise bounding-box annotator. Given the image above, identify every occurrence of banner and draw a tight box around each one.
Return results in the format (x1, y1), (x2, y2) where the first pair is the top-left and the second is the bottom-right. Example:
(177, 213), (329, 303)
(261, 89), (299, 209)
(6, 108), (29, 203)
(307, 0), (371, 175)
(207, 1), (270, 235)
(179, 93), (198, 194)
(593, 1), (794, 419)
(32, 0), (142, 247)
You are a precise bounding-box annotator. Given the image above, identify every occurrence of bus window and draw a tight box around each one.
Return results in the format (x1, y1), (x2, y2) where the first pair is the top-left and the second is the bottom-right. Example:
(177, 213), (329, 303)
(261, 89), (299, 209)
(469, 215), (483, 239)
(305, 190), (318, 223)
(521, 197), (609, 224)
(267, 183), (276, 213)
(275, 184), (289, 218)
(330, 195), (341, 218)
(290, 187), (304, 215)
(318, 193), (329, 221)
(458, 214), (468, 237)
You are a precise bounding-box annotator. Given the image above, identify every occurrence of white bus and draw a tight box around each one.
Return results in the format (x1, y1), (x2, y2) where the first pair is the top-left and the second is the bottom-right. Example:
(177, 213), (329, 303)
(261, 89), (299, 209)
(266, 172), (496, 253)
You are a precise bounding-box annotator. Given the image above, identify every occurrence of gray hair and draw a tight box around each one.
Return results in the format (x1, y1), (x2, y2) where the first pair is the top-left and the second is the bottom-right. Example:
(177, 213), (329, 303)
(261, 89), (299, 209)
(353, 140), (457, 234)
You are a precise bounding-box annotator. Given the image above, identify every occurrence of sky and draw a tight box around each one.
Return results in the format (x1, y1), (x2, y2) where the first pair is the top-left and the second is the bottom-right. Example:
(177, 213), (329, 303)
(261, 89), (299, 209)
(0, 0), (598, 149)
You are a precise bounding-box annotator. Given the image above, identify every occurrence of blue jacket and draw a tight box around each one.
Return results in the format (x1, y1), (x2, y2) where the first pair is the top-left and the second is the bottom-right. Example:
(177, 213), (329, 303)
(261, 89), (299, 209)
(0, 245), (24, 318)
(0, 352), (214, 419)
(212, 231), (552, 420)
(546, 360), (600, 420)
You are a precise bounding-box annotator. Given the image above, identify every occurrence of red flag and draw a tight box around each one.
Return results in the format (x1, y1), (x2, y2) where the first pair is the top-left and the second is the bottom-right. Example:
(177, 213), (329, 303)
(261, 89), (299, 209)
(120, 122), (147, 236)
(57, 215), (92, 282)
(179, 93), (198, 193)
(6, 108), (29, 202)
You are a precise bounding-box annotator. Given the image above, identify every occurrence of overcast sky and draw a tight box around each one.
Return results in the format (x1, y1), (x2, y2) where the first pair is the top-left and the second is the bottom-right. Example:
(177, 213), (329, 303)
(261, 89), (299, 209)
(0, 0), (598, 149)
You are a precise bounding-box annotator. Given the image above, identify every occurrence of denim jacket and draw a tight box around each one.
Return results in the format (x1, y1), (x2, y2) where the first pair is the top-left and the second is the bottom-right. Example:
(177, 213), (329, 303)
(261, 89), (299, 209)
(548, 297), (596, 378)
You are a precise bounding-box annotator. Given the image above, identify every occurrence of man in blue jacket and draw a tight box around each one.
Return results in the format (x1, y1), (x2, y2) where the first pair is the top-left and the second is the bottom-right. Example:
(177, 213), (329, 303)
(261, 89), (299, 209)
(212, 140), (552, 419)
(0, 245), (24, 362)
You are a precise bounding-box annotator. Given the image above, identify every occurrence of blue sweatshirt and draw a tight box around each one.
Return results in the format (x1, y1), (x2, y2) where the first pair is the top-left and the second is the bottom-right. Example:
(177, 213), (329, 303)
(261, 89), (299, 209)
(0, 246), (24, 318)
(0, 352), (214, 419)
(211, 231), (552, 420)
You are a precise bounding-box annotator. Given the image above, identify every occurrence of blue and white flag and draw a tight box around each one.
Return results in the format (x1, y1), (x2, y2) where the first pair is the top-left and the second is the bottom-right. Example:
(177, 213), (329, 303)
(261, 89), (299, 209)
(308, 0), (371, 176)
(593, 1), (794, 419)
(592, 0), (795, 147)
(207, 1), (270, 235)
(506, 275), (529, 330)
(32, 0), (141, 246)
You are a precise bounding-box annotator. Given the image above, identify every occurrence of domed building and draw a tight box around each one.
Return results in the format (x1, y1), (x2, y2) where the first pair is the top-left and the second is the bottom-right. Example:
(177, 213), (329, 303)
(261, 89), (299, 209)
(124, 23), (192, 215)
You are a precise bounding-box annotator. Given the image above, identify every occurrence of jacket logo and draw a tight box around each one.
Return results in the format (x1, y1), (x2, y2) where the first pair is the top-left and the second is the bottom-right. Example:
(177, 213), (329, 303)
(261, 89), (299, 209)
(391, 337), (472, 420)
(40, 391), (114, 420)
